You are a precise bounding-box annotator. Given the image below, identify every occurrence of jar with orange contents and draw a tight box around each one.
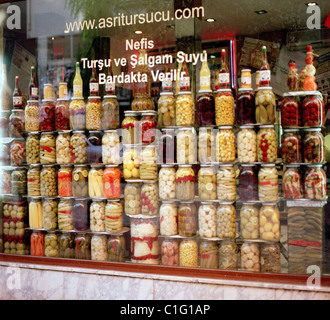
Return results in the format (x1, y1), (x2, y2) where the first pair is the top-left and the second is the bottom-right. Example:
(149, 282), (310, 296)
(58, 165), (73, 197)
(103, 165), (121, 199)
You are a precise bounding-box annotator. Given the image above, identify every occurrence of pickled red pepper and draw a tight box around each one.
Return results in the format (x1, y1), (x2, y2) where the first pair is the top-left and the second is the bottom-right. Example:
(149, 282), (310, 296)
(55, 99), (70, 131)
(280, 95), (301, 127)
(103, 166), (121, 199)
(303, 129), (325, 164)
(58, 168), (73, 197)
(282, 167), (303, 199)
(281, 131), (302, 163)
(30, 232), (45, 256)
(140, 113), (157, 144)
(39, 100), (55, 131)
(302, 94), (325, 127)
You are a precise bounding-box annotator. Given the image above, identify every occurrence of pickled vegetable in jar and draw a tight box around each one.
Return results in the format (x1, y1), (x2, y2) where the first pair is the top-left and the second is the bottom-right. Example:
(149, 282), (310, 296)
(217, 164), (236, 201)
(219, 240), (238, 270)
(260, 243), (281, 273)
(216, 203), (236, 239)
(161, 238), (179, 266)
(302, 93), (325, 127)
(216, 126), (236, 163)
(140, 145), (158, 180)
(86, 96), (102, 130)
(103, 165), (121, 199)
(105, 199), (123, 233)
(0, 111), (10, 137)
(131, 92), (155, 111)
(69, 97), (86, 130)
(59, 232), (74, 258)
(121, 111), (139, 145)
(198, 127), (216, 164)
(91, 235), (108, 261)
(25, 100), (39, 132)
(101, 95), (120, 130)
(159, 129), (176, 164)
(87, 131), (102, 164)
(40, 132), (56, 164)
(259, 204), (280, 242)
(39, 99), (55, 131)
(1, 169), (11, 194)
(280, 94), (301, 127)
(123, 145), (141, 180)
(124, 181), (141, 215)
(199, 240), (219, 269)
(27, 165), (40, 196)
(179, 239), (198, 267)
(257, 125), (277, 163)
(40, 165), (57, 197)
(199, 202), (217, 238)
(198, 165), (217, 201)
(303, 128), (325, 164)
(73, 199), (89, 231)
(175, 91), (194, 126)
(9, 109), (25, 138)
(74, 233), (91, 259)
(102, 130), (120, 165)
(58, 198), (74, 231)
(108, 235), (126, 262)
(240, 203), (259, 240)
(176, 165), (195, 201)
(157, 92), (175, 127)
(88, 165), (104, 199)
(178, 201), (197, 237)
(176, 127), (197, 164)
(304, 164), (326, 200)
(56, 132), (71, 164)
(29, 198), (42, 229)
(42, 197), (58, 230)
(26, 133), (40, 164)
(255, 87), (276, 124)
(30, 231), (45, 256)
(258, 164), (279, 202)
(70, 131), (87, 164)
(159, 165), (176, 200)
(159, 201), (178, 236)
(1, 142), (10, 166)
(11, 168), (27, 195)
(45, 231), (59, 257)
(90, 200), (105, 232)
(10, 138), (26, 165)
(238, 164), (258, 201)
(282, 165), (304, 199)
(237, 126), (257, 163)
(240, 242), (260, 272)
(215, 89), (234, 126)
(140, 111), (157, 144)
(72, 165), (89, 197)
(55, 99), (70, 131)
(236, 88), (255, 125)
(196, 90), (215, 127)
(281, 129), (302, 163)
(141, 181), (159, 216)
(58, 165), (73, 197)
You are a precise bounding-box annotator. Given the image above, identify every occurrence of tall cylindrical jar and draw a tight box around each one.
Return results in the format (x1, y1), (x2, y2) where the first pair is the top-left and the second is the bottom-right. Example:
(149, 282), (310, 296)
(216, 126), (236, 163)
(69, 97), (86, 130)
(175, 91), (194, 126)
(176, 165), (195, 201)
(215, 89), (234, 126)
(237, 126), (257, 163)
(257, 125), (277, 163)
(258, 164), (279, 202)
(86, 96), (102, 130)
(259, 204), (280, 242)
(199, 202), (217, 238)
(90, 200), (105, 232)
(105, 199), (123, 234)
(216, 203), (236, 239)
(159, 201), (178, 236)
(101, 95), (120, 130)
(217, 164), (236, 202)
(158, 165), (176, 200)
(40, 132), (56, 164)
(198, 165), (217, 201)
(236, 88), (255, 125)
(196, 90), (215, 127)
(157, 92), (175, 127)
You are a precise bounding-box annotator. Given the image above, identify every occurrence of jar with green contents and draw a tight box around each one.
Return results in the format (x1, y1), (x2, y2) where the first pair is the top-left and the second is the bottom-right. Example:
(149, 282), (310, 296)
(40, 165), (57, 197)
(101, 95), (120, 130)
(70, 131), (88, 164)
(108, 235), (126, 262)
(69, 97), (85, 130)
(59, 232), (75, 258)
(124, 181), (141, 215)
(45, 231), (60, 258)
(42, 197), (58, 231)
(74, 233), (91, 260)
(11, 168), (27, 195)
(72, 165), (89, 197)
(198, 165), (217, 200)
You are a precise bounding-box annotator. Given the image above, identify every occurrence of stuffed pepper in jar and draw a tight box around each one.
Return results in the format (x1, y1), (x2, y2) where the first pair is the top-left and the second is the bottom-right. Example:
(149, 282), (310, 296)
(141, 181), (159, 216)
(281, 129), (302, 164)
(140, 111), (157, 144)
(304, 164), (327, 200)
(74, 233), (91, 259)
(103, 165), (121, 199)
(257, 125), (277, 163)
(39, 99), (55, 131)
(30, 231), (45, 256)
(303, 128), (325, 164)
(280, 94), (301, 128)
(282, 165), (304, 199)
(302, 93), (324, 127)
(121, 111), (139, 145)
(55, 98), (70, 131)
(108, 235), (126, 262)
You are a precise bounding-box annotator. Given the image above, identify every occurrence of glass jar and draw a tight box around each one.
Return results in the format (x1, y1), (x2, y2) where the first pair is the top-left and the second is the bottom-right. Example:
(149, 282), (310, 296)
(158, 92), (175, 127)
(257, 125), (277, 163)
(26, 133), (40, 164)
(39, 99), (55, 131)
(1, 142), (10, 166)
(199, 202), (217, 238)
(281, 129), (302, 163)
(198, 127), (216, 164)
(303, 128), (325, 164)
(140, 145), (158, 180)
(302, 93), (325, 127)
(87, 131), (102, 164)
(216, 126), (236, 163)
(59, 232), (74, 258)
(103, 165), (121, 199)
(176, 127), (197, 164)
(282, 165), (304, 199)
(198, 165), (217, 201)
(91, 234), (108, 261)
(123, 144), (141, 180)
(238, 164), (258, 201)
(88, 165), (104, 199)
(69, 97), (86, 130)
(45, 231), (59, 257)
(240, 242), (260, 272)
(108, 235), (126, 262)
(42, 197), (58, 230)
(70, 131), (88, 164)
(86, 96), (102, 130)
(124, 181), (141, 215)
(105, 199), (123, 233)
(141, 181), (159, 216)
(40, 132), (56, 164)
(196, 90), (215, 127)
(90, 200), (106, 232)
(199, 240), (219, 269)
(101, 95), (120, 130)
(56, 131), (71, 164)
(74, 233), (91, 259)
(0, 111), (10, 137)
(9, 109), (25, 138)
(1, 169), (11, 194)
(161, 238), (179, 266)
(28, 198), (42, 229)
(30, 231), (45, 256)
(160, 201), (178, 236)
(102, 130), (120, 165)
(259, 204), (280, 242)
(40, 165), (57, 197)
(255, 87), (276, 124)
(216, 203), (236, 239)
(25, 100), (39, 132)
(72, 165), (89, 197)
(219, 240), (238, 270)
(236, 88), (255, 125)
(175, 91), (194, 126)
(121, 111), (139, 145)
(140, 111), (157, 144)
(55, 98), (70, 131)
(11, 168), (27, 195)
(27, 165), (40, 196)
(179, 239), (198, 267)
(215, 89), (235, 126)
(73, 199), (89, 231)
(159, 165), (176, 200)
(178, 201), (197, 237)
(58, 165), (73, 197)
(131, 92), (154, 111)
(131, 217), (159, 265)
(217, 164), (236, 201)
(304, 165), (327, 200)
(240, 203), (259, 240)
(159, 128), (176, 164)
(237, 126), (257, 163)
(58, 82), (68, 99)
(10, 139), (26, 166)
(260, 243), (281, 273)
(58, 198), (74, 231)
(176, 165), (195, 201)
(280, 94), (301, 128)
(258, 164), (279, 202)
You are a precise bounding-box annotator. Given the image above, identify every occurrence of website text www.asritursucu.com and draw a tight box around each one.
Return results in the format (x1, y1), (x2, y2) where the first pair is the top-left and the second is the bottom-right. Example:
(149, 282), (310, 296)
(64, 6), (205, 33)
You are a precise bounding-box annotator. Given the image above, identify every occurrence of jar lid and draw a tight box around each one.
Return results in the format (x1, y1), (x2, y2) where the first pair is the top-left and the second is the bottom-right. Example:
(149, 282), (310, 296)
(303, 127), (321, 131)
(74, 164), (88, 167)
(176, 127), (195, 132)
(259, 125), (275, 128)
(219, 163), (234, 167)
(238, 88), (253, 92)
(60, 164), (73, 167)
(105, 164), (118, 168)
(59, 82), (67, 85)
(27, 100), (39, 104)
(285, 164), (300, 168)
(124, 110), (138, 116)
(161, 164), (174, 168)
(177, 91), (192, 95)
(89, 130), (102, 134)
(160, 92), (174, 96)
(239, 125), (254, 129)
(261, 202), (278, 206)
(106, 198), (120, 202)
(104, 129), (118, 133)
(142, 180), (158, 183)
(283, 128), (299, 132)
(90, 164), (104, 168)
(57, 98), (70, 102)
(71, 97), (85, 100)
(177, 164), (192, 167)
(306, 164), (323, 168)
(29, 164), (41, 167)
(42, 164), (56, 167)
(216, 88), (232, 92)
(260, 163), (276, 167)
(11, 108), (24, 111)
(72, 130), (86, 134)
(198, 90), (212, 94)
(104, 95), (117, 99)
(242, 202), (257, 206)
(58, 130), (72, 134)
(161, 200), (176, 204)
(219, 201), (235, 205)
(42, 99), (55, 103)
(240, 163), (256, 167)
(256, 86), (272, 91)
(241, 69), (251, 72)
(88, 96), (101, 99)
(303, 91), (322, 96)
(200, 201), (217, 205)
(218, 126), (233, 129)
(27, 131), (40, 135)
